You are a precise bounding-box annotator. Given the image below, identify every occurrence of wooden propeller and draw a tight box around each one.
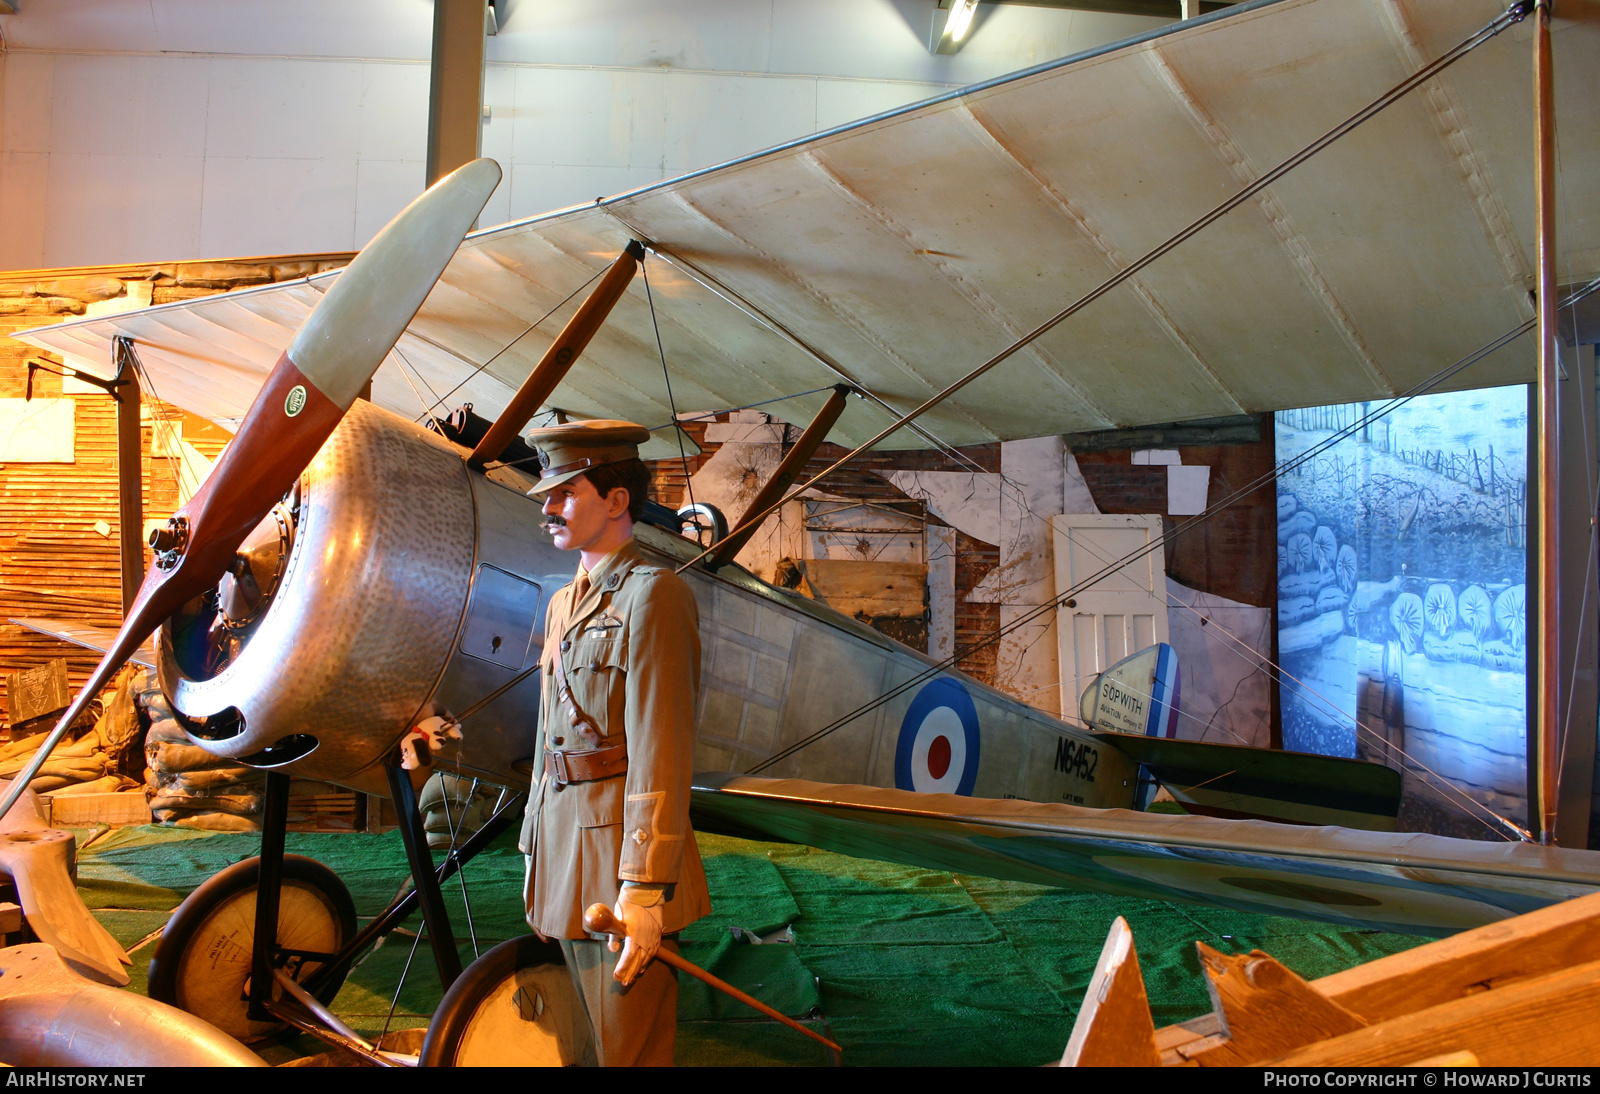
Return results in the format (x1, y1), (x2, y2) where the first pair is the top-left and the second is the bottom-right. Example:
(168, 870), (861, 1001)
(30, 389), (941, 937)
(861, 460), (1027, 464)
(0, 158), (502, 823)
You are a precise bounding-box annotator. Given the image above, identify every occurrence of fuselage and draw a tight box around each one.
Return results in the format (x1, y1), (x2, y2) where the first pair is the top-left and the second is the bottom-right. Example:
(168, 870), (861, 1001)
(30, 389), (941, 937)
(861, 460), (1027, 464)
(155, 401), (1134, 807)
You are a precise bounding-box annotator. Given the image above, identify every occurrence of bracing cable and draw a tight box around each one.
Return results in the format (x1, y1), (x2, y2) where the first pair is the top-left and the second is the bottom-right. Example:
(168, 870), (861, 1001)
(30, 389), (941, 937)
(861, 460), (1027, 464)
(640, 255), (700, 519)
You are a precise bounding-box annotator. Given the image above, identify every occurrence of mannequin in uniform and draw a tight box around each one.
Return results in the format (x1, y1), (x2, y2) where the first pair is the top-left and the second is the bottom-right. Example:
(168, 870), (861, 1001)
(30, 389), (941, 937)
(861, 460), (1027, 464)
(520, 420), (710, 1067)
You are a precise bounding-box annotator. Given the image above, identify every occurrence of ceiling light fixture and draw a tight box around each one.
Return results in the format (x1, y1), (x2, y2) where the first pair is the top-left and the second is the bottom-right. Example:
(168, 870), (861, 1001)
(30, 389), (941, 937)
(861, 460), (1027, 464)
(931, 0), (981, 55)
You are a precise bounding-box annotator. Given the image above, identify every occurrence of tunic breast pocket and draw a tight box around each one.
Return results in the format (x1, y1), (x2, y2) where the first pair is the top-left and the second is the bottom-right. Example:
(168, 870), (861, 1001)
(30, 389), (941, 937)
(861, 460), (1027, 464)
(569, 631), (627, 738)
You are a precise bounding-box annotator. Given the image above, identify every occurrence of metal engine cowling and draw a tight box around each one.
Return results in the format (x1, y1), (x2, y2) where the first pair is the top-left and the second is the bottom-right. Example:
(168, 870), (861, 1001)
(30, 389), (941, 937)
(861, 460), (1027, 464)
(157, 400), (552, 793)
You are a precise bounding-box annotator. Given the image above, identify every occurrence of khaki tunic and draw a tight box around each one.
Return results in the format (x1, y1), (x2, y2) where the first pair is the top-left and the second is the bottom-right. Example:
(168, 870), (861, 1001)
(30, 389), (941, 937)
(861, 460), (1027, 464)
(520, 538), (711, 939)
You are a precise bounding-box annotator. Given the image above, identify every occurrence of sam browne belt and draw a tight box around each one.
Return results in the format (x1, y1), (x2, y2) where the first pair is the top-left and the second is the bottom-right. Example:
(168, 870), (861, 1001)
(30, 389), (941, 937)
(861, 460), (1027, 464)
(545, 743), (628, 788)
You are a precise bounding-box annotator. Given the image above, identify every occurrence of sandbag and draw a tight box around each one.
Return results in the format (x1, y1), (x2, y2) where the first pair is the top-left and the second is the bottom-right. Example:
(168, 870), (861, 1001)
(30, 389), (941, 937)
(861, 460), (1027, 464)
(145, 739), (242, 773)
(0, 753), (106, 782)
(144, 718), (191, 745)
(146, 790), (260, 816)
(49, 774), (137, 797)
(0, 732), (48, 762)
(95, 665), (146, 757)
(170, 811), (259, 832)
(149, 767), (260, 794)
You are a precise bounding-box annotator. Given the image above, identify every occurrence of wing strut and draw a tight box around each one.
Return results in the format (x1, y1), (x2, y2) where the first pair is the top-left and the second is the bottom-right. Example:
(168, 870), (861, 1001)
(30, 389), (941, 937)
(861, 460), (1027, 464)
(468, 240), (645, 468)
(705, 383), (852, 571)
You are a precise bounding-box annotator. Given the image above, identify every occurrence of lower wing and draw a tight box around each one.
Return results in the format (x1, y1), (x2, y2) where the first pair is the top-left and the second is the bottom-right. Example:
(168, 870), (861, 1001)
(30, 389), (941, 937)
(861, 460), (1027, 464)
(690, 774), (1600, 938)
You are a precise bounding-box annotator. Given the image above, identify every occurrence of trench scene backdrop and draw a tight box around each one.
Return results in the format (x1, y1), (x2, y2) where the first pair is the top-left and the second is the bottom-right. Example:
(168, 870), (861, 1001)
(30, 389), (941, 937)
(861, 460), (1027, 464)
(1275, 386), (1529, 837)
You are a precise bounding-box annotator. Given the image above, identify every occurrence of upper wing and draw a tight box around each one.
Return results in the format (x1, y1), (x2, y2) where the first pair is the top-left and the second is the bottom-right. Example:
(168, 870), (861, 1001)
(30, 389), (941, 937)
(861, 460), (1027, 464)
(691, 774), (1600, 938)
(16, 0), (1597, 446)
(9, 618), (156, 669)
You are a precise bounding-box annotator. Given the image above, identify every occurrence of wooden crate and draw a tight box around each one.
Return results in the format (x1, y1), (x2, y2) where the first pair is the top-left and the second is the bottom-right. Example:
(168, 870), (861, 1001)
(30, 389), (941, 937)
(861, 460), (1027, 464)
(46, 790), (151, 827)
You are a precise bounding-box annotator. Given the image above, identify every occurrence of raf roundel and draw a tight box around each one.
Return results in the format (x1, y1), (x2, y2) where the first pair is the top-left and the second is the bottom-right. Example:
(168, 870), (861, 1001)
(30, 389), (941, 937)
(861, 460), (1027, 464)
(894, 678), (980, 796)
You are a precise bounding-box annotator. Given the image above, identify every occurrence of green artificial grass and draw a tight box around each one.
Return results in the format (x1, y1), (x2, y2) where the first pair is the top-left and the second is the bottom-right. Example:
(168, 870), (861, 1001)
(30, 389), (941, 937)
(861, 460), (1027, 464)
(74, 824), (1429, 1066)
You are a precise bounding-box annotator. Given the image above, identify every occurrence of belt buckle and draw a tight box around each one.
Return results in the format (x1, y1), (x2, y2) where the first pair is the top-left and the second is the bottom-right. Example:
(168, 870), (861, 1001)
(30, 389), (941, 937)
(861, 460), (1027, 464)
(551, 750), (571, 788)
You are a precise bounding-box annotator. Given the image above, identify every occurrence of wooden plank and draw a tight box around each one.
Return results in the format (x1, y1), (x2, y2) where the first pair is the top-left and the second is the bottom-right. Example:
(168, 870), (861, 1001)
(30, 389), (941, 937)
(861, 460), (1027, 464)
(1060, 916), (1160, 1066)
(1266, 956), (1600, 1066)
(1154, 1011), (1220, 1060)
(803, 559), (929, 620)
(1150, 892), (1600, 1065)
(1312, 887), (1600, 1023)
(1186, 943), (1366, 1065)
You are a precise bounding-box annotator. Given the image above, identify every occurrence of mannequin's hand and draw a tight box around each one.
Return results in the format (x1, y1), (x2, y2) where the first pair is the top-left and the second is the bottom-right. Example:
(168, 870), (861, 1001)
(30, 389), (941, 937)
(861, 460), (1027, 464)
(609, 898), (664, 986)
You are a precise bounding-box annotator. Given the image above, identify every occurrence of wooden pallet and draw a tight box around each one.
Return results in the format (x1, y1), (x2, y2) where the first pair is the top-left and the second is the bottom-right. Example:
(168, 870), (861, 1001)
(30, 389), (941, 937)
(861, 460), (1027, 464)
(1060, 891), (1600, 1066)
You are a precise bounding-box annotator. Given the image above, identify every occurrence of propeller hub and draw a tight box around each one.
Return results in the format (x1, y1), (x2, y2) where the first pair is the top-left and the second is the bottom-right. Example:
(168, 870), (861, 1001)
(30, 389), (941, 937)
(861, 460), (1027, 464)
(148, 517), (189, 569)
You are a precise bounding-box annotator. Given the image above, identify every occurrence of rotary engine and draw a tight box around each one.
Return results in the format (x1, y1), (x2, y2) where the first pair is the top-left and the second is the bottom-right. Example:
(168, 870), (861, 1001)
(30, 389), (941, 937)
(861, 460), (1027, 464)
(156, 401), (570, 795)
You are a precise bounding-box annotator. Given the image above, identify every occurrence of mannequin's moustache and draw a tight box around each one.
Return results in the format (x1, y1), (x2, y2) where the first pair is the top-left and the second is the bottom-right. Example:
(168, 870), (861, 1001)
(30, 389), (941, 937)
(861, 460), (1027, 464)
(543, 517), (567, 532)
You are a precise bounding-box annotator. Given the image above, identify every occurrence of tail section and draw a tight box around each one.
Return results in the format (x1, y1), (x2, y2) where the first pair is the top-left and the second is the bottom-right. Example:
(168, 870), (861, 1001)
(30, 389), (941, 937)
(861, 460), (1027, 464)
(1093, 734), (1401, 831)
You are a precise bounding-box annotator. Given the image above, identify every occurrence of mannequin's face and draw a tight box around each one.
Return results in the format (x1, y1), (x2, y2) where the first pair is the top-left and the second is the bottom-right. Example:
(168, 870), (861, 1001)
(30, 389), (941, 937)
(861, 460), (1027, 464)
(540, 474), (631, 561)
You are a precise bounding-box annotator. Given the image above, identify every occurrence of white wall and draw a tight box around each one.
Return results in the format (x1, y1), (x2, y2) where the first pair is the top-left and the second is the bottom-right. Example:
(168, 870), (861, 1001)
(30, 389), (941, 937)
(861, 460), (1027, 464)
(0, 0), (1165, 269)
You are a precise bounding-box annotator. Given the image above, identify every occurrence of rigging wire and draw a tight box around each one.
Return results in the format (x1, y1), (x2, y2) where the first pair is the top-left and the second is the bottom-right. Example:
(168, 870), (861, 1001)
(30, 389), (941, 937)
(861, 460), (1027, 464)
(675, 0), (1533, 579)
(1161, 581), (1530, 840)
(118, 345), (191, 503)
(636, 243), (1003, 481)
(376, 787), (530, 1039)
(640, 255), (699, 522)
(420, 266), (607, 419)
(747, 277), (1600, 796)
(387, 345), (446, 437)
(1550, 98), (1595, 823)
(974, 504), (1528, 837)
(378, 914), (427, 1041)
(438, 770), (482, 960)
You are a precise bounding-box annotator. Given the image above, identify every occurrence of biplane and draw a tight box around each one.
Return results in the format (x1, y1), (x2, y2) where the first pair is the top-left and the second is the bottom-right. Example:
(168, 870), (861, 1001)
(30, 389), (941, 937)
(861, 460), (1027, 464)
(4, 0), (1600, 1066)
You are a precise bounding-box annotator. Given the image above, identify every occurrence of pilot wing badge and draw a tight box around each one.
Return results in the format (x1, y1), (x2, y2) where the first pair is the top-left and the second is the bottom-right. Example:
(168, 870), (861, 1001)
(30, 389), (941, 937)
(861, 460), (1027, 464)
(1078, 643), (1181, 739)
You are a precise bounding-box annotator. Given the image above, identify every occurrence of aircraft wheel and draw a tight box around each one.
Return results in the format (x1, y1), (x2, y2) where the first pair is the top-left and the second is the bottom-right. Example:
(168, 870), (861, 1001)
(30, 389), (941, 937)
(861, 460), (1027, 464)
(676, 502), (728, 547)
(148, 854), (358, 1044)
(419, 935), (591, 1067)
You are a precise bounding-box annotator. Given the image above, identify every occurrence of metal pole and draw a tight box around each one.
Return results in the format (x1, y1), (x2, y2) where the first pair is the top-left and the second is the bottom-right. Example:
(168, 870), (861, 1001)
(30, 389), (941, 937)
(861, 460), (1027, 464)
(1533, 0), (1560, 844)
(426, 0), (487, 188)
(113, 338), (143, 617)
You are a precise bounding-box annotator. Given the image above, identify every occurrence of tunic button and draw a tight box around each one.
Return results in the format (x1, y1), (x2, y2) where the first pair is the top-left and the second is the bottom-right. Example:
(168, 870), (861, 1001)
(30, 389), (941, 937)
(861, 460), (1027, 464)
(553, 737), (564, 745)
(589, 661), (600, 672)
(560, 640), (571, 651)
(633, 828), (648, 845)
